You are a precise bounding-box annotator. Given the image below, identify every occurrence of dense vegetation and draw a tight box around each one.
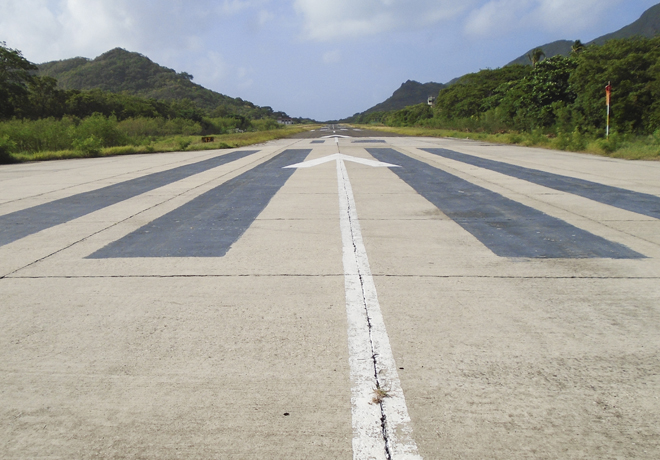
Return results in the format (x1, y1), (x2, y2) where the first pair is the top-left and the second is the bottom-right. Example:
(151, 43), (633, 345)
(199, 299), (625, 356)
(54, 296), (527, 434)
(0, 43), (307, 163)
(508, 3), (660, 66)
(38, 48), (281, 119)
(358, 37), (660, 158)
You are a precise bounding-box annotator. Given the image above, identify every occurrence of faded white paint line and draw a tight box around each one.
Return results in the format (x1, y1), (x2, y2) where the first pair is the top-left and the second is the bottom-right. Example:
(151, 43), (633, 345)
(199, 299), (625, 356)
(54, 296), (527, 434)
(336, 158), (422, 460)
(285, 152), (419, 459)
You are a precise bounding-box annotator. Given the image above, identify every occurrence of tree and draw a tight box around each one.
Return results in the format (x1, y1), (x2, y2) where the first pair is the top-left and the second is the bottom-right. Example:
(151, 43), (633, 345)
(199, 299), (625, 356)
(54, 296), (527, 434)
(0, 42), (37, 119)
(571, 40), (586, 56)
(434, 65), (531, 120)
(23, 76), (67, 119)
(527, 48), (546, 67)
(570, 37), (660, 133)
(498, 55), (578, 130)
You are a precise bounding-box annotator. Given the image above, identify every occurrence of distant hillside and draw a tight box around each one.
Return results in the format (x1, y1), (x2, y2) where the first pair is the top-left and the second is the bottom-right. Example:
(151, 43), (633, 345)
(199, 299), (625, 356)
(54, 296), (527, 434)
(345, 80), (444, 121)
(591, 3), (660, 44)
(507, 3), (660, 66)
(38, 48), (278, 119)
(507, 40), (575, 66)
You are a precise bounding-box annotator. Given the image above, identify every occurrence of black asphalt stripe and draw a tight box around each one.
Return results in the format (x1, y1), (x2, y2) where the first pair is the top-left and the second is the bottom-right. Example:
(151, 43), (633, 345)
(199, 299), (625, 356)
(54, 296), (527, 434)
(352, 140), (387, 143)
(88, 149), (311, 258)
(422, 148), (660, 219)
(368, 148), (644, 259)
(311, 140), (325, 144)
(0, 150), (259, 247)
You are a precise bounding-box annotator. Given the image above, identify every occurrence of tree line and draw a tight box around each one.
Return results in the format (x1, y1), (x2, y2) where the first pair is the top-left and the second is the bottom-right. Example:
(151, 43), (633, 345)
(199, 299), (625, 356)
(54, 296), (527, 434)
(355, 37), (660, 139)
(1, 42), (294, 127)
(0, 43), (301, 161)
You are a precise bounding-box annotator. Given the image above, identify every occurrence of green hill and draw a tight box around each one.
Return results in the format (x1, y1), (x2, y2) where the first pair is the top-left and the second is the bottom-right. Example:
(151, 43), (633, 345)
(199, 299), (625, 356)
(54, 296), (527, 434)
(507, 3), (660, 66)
(506, 40), (575, 66)
(38, 48), (276, 119)
(591, 3), (660, 44)
(344, 80), (444, 122)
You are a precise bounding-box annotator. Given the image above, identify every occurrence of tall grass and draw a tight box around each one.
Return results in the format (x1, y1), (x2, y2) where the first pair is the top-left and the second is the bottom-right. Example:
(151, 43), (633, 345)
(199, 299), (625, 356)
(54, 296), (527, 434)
(8, 125), (317, 163)
(0, 113), (317, 163)
(356, 124), (660, 160)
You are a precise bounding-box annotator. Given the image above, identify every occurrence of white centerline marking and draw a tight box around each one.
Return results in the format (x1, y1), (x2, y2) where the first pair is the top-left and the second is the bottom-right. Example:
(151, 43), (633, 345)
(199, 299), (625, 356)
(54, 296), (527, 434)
(336, 158), (422, 460)
(285, 151), (420, 459)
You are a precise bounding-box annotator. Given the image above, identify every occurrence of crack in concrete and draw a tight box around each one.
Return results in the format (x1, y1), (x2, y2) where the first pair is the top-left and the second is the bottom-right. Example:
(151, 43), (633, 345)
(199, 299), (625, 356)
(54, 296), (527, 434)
(345, 175), (393, 460)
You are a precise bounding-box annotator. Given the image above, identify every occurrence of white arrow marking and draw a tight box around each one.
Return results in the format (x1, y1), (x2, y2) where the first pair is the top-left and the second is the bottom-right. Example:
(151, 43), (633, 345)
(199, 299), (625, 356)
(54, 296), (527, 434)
(322, 134), (352, 139)
(284, 153), (399, 169)
(286, 155), (421, 460)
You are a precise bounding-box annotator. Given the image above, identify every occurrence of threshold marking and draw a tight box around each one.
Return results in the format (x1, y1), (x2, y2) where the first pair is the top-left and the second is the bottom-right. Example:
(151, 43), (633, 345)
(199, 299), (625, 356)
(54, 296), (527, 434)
(89, 149), (310, 258)
(287, 153), (421, 460)
(0, 150), (259, 247)
(423, 148), (660, 220)
(368, 148), (643, 259)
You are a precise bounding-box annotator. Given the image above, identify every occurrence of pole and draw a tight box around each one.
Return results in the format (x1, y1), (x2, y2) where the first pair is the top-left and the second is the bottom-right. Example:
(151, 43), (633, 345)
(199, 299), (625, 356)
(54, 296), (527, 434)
(605, 82), (612, 139)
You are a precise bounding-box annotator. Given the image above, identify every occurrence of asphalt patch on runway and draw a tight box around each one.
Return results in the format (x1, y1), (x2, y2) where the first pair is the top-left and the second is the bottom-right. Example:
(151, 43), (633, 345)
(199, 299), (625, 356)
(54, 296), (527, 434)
(368, 148), (644, 259)
(89, 149), (311, 258)
(0, 150), (259, 247)
(423, 148), (660, 220)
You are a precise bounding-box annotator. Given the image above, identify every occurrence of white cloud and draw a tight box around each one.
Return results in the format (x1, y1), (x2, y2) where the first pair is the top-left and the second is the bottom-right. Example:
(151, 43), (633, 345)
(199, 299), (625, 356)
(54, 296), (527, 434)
(57, 0), (134, 52)
(236, 66), (254, 88)
(465, 0), (624, 37)
(0, 0), (269, 63)
(294, 0), (472, 41)
(194, 51), (229, 83)
(219, 0), (267, 15)
(0, 0), (65, 60)
(258, 9), (275, 25)
(323, 50), (342, 64)
(464, 0), (529, 37)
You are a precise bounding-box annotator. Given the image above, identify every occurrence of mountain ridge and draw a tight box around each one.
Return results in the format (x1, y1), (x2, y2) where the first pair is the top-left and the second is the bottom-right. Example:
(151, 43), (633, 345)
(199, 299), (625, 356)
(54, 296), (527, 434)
(507, 3), (660, 66)
(38, 48), (287, 120)
(344, 80), (445, 122)
(347, 3), (660, 121)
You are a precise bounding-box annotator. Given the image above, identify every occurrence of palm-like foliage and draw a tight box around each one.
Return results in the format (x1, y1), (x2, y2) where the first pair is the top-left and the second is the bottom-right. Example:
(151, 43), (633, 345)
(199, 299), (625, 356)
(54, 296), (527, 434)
(527, 48), (546, 67)
(571, 40), (586, 55)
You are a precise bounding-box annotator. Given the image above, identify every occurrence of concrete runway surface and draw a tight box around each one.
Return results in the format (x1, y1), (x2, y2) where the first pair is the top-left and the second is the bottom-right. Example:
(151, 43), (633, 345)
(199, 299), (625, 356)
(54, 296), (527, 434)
(1, 128), (659, 459)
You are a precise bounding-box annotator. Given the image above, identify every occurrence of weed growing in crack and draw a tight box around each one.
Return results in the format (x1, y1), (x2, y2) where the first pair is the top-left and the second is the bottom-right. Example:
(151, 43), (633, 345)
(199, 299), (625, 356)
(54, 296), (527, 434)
(372, 387), (390, 404)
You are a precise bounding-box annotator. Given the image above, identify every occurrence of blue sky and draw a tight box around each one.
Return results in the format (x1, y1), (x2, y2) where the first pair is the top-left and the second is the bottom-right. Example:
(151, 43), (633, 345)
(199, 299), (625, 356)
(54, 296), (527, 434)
(1, 0), (658, 120)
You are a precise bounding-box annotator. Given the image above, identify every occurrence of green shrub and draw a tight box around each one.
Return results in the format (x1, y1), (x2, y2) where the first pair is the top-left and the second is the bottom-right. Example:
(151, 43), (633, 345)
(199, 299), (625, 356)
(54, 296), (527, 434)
(250, 118), (281, 131)
(568, 128), (587, 151)
(177, 138), (192, 150)
(550, 131), (567, 150)
(75, 113), (127, 147)
(0, 135), (16, 164)
(73, 135), (102, 156)
(507, 133), (523, 144)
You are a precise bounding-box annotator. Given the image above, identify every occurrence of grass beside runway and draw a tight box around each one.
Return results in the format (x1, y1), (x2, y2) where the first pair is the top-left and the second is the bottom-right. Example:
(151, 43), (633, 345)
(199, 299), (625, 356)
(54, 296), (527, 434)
(352, 124), (660, 161)
(7, 125), (319, 163)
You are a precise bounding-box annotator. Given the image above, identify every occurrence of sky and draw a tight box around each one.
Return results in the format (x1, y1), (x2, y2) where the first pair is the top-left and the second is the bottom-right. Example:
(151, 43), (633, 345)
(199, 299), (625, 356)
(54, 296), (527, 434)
(1, 0), (659, 121)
